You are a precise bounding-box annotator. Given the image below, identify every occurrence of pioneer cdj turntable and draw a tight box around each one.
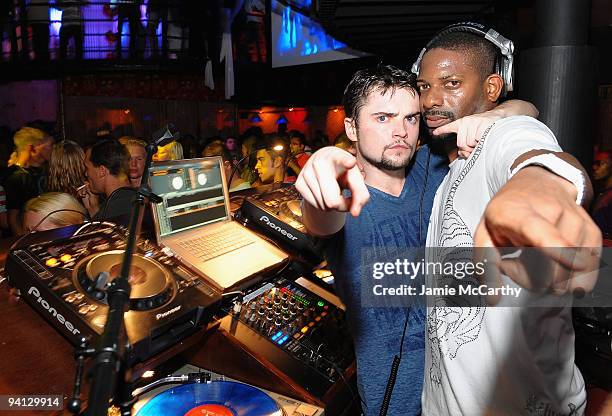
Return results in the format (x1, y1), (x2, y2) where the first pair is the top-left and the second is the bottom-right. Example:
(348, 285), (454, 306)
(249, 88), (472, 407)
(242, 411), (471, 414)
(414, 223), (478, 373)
(238, 184), (323, 262)
(5, 222), (221, 365)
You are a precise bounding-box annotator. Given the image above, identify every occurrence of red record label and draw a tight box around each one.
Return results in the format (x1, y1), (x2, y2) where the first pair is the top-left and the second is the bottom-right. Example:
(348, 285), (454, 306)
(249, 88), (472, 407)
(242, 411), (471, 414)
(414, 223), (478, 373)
(184, 404), (234, 416)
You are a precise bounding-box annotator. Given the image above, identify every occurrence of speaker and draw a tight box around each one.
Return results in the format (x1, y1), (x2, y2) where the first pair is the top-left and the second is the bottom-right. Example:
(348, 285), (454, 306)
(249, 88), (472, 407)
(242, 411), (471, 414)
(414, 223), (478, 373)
(411, 22), (515, 96)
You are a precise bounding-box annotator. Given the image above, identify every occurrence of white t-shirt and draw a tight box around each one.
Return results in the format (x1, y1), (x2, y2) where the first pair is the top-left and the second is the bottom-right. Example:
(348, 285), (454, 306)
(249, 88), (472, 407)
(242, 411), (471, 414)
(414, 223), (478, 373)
(423, 116), (586, 415)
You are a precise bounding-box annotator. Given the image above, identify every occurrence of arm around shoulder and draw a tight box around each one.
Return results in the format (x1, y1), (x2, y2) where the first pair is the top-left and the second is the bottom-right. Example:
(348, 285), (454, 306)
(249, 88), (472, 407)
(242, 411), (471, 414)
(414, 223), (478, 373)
(494, 99), (539, 119)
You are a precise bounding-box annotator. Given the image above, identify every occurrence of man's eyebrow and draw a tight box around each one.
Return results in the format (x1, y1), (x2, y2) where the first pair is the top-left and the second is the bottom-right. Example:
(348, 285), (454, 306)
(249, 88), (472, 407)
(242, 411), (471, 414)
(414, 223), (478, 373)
(406, 111), (421, 118)
(439, 74), (458, 80)
(417, 74), (461, 83)
(370, 111), (398, 117)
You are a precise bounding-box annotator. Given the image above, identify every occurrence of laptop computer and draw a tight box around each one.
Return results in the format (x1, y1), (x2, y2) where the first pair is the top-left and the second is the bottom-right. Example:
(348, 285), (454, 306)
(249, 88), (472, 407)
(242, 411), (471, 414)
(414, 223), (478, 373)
(149, 157), (288, 291)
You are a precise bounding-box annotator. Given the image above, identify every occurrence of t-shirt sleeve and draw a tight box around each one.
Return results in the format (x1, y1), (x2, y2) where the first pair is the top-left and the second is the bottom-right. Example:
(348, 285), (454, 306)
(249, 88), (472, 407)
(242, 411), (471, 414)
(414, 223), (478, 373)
(484, 116), (563, 193)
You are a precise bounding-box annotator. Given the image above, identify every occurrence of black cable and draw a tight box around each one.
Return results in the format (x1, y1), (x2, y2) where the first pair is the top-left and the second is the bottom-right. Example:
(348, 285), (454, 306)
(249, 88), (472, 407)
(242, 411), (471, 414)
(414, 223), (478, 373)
(379, 147), (431, 416)
(330, 361), (367, 409)
(379, 310), (410, 416)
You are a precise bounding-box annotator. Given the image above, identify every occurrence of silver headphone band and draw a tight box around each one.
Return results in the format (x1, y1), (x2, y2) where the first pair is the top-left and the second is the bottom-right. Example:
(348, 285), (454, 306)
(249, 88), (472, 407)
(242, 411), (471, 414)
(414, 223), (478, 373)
(411, 24), (514, 92)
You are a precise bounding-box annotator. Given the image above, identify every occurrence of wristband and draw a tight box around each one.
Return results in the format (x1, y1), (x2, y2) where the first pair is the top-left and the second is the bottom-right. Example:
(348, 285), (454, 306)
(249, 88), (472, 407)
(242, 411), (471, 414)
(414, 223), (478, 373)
(509, 153), (585, 206)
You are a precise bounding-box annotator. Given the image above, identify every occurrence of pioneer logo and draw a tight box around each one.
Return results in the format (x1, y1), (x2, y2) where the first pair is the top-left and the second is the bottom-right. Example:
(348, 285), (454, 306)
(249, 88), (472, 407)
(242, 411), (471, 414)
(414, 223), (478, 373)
(156, 305), (181, 320)
(27, 286), (81, 335)
(259, 215), (298, 241)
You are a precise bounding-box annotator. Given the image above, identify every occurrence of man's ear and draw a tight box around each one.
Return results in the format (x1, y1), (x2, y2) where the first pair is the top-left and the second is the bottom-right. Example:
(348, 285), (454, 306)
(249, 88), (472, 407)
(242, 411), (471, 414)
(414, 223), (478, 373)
(273, 155), (284, 169)
(485, 74), (504, 102)
(98, 165), (109, 179)
(344, 117), (358, 143)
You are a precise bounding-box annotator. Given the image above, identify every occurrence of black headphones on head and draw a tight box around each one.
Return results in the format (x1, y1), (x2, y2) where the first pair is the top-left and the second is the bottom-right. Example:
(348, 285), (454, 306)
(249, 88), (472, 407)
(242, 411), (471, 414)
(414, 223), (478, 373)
(411, 22), (515, 97)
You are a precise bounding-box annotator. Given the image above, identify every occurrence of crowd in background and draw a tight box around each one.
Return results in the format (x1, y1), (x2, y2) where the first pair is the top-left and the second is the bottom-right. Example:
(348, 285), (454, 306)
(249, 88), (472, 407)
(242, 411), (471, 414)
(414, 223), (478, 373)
(1, 119), (608, 241)
(0, 0), (265, 63)
(0, 120), (357, 239)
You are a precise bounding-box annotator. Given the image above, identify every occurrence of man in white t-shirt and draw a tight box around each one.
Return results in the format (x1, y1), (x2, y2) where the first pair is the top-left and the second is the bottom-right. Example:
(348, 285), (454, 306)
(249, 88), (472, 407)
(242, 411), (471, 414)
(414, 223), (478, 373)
(294, 24), (602, 416)
(413, 25), (601, 415)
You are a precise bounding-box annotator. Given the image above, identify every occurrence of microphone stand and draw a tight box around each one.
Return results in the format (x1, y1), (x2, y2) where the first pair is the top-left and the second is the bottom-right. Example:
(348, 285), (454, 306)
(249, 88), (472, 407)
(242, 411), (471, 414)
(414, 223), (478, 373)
(84, 142), (162, 416)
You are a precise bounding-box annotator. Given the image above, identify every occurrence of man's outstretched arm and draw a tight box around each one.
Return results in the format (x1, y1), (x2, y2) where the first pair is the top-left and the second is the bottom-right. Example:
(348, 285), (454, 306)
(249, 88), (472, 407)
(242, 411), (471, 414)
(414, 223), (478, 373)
(296, 147), (369, 237)
(476, 150), (601, 297)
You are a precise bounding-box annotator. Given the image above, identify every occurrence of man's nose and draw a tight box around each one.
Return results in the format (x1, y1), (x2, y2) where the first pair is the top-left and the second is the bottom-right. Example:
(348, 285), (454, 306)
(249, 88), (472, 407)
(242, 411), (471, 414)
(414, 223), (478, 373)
(421, 88), (443, 110)
(393, 118), (409, 138)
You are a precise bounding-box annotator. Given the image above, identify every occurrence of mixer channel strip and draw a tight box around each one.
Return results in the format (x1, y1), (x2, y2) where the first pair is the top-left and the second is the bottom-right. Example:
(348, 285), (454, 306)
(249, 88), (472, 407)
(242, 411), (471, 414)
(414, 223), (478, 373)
(228, 278), (354, 384)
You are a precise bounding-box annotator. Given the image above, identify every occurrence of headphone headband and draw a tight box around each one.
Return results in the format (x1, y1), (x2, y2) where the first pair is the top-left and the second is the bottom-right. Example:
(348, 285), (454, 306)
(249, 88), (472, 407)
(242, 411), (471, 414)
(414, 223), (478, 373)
(411, 22), (514, 94)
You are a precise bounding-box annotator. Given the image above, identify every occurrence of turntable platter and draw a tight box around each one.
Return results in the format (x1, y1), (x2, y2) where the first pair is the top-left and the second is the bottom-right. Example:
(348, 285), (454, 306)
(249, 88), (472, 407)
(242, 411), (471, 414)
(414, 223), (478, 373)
(283, 200), (302, 217)
(84, 251), (171, 299)
(73, 250), (176, 310)
(278, 200), (304, 231)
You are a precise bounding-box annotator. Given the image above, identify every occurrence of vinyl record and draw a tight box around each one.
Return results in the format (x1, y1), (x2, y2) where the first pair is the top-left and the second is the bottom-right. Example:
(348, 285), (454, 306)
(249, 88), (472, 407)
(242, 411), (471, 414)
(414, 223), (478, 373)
(136, 381), (283, 416)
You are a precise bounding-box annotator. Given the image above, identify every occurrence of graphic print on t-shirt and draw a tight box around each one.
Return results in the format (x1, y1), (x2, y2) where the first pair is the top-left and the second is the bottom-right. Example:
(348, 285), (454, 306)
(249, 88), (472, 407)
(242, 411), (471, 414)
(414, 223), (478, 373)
(428, 127), (494, 386)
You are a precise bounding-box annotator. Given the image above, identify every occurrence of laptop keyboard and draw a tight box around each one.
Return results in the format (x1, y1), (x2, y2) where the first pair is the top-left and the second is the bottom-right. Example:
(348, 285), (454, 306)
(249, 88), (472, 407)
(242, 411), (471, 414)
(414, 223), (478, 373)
(178, 228), (255, 261)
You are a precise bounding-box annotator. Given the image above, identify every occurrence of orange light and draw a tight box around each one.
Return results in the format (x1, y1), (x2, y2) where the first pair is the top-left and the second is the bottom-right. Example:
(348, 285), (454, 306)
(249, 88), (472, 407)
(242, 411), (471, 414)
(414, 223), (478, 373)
(46, 258), (59, 267)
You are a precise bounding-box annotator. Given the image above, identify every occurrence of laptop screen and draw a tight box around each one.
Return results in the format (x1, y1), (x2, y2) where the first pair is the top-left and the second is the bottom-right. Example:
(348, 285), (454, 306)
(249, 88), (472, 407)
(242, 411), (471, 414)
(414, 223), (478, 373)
(149, 157), (229, 237)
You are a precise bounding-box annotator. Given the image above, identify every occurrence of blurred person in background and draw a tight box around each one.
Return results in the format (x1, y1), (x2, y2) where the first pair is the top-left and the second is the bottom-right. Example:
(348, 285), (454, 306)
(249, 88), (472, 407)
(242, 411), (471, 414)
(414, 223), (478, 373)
(0, 184), (7, 236)
(144, 0), (166, 58)
(153, 140), (183, 162)
(80, 139), (134, 223)
(23, 192), (87, 232)
(27, 0), (50, 60)
(239, 133), (259, 184)
(57, 0), (86, 59)
(333, 132), (356, 156)
(114, 0), (142, 59)
(253, 136), (286, 186)
(5, 127), (54, 235)
(119, 136), (147, 187)
(203, 141), (250, 191)
(0, 125), (15, 181)
(286, 130), (310, 179)
(224, 135), (241, 163)
(592, 151), (612, 237)
(0, 0), (18, 61)
(47, 140), (87, 197)
(592, 150), (612, 196)
(179, 134), (198, 159)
